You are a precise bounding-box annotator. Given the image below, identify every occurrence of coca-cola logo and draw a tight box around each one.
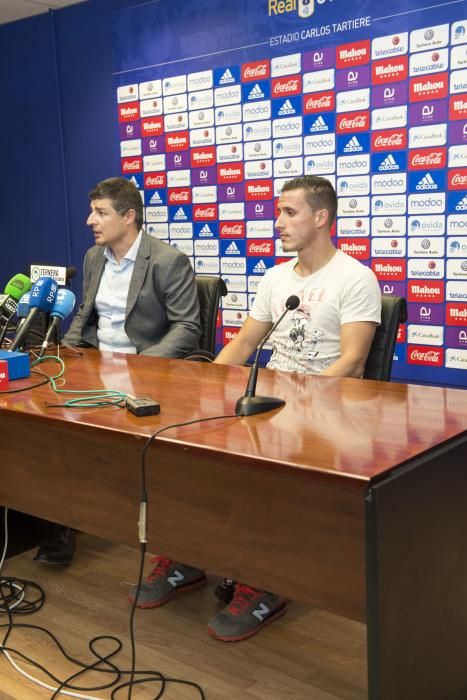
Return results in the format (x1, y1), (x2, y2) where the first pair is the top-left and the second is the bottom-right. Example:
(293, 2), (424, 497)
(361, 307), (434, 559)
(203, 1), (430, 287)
(193, 205), (217, 220)
(272, 76), (301, 96)
(247, 241), (274, 256)
(337, 111), (369, 132)
(372, 130), (406, 151)
(145, 174), (166, 188)
(121, 157), (142, 172)
(408, 347), (443, 365)
(449, 169), (467, 190)
(168, 188), (191, 204)
(220, 222), (245, 238)
(242, 61), (270, 81)
(304, 91), (334, 113)
(409, 148), (446, 170)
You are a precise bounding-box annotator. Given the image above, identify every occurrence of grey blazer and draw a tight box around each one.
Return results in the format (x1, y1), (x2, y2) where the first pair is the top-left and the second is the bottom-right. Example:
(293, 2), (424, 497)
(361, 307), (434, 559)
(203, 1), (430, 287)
(64, 232), (201, 357)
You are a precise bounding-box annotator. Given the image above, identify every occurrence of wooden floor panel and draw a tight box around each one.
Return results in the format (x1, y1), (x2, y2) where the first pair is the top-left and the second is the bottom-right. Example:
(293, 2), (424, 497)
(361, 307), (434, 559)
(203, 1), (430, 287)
(0, 534), (366, 699)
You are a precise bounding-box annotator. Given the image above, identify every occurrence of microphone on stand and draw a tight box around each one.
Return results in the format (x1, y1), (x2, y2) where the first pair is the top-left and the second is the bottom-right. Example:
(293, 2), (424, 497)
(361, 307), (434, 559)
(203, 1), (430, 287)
(38, 289), (76, 358)
(235, 294), (300, 417)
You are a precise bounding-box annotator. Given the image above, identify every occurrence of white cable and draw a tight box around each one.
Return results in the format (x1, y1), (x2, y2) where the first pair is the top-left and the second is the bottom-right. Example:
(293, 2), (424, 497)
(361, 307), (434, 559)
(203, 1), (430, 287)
(0, 506), (8, 575)
(0, 647), (105, 700)
(0, 510), (105, 698)
(0, 582), (25, 612)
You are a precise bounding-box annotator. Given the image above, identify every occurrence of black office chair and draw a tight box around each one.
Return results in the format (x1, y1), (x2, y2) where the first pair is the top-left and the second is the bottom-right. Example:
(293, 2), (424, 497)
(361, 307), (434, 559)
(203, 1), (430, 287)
(184, 275), (228, 361)
(363, 294), (407, 382)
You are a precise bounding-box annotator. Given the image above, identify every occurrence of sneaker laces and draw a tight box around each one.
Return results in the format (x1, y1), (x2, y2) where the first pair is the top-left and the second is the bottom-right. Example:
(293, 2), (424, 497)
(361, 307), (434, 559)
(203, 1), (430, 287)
(227, 584), (263, 616)
(147, 556), (173, 582)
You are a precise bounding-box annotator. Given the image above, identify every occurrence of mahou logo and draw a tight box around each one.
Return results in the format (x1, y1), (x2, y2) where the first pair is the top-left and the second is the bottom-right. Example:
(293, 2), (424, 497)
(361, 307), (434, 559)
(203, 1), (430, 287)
(242, 60), (270, 82)
(408, 281), (444, 302)
(165, 132), (189, 151)
(144, 173), (167, 188)
(193, 204), (217, 220)
(372, 56), (408, 84)
(337, 238), (370, 260)
(448, 168), (467, 190)
(190, 147), (216, 168)
(121, 157), (142, 173)
(304, 91), (335, 113)
(409, 147), (446, 170)
(337, 111), (370, 133)
(408, 346), (444, 366)
(245, 180), (273, 201)
(218, 164), (244, 183)
(168, 188), (191, 205)
(220, 222), (246, 238)
(336, 40), (370, 68)
(118, 102), (140, 122)
(247, 240), (274, 256)
(410, 74), (448, 102)
(141, 117), (164, 136)
(271, 76), (301, 97)
(371, 129), (407, 151)
(371, 259), (406, 280)
(446, 303), (467, 326)
(449, 94), (467, 120)
(223, 327), (240, 344)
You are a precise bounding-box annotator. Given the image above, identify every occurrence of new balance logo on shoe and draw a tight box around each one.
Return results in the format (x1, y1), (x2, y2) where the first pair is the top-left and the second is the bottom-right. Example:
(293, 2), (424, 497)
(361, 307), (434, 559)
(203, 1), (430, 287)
(167, 570), (185, 587)
(252, 603), (271, 621)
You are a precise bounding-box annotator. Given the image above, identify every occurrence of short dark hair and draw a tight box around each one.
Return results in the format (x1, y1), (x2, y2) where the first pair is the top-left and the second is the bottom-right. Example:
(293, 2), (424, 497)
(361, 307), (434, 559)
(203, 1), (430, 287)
(89, 177), (144, 231)
(281, 175), (337, 227)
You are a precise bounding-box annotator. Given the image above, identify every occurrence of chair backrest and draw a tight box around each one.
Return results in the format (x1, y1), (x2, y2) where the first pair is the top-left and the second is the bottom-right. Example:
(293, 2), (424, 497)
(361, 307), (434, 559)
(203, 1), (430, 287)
(363, 294), (407, 382)
(195, 275), (228, 354)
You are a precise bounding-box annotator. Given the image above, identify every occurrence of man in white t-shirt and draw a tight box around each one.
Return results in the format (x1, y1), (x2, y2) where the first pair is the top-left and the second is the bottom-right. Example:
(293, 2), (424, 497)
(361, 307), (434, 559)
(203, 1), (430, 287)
(217, 175), (381, 376)
(130, 176), (381, 643)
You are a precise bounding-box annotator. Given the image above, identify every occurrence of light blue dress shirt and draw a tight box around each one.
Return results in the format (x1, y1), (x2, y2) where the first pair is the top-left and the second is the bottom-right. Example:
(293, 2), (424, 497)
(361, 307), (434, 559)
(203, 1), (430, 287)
(94, 232), (142, 353)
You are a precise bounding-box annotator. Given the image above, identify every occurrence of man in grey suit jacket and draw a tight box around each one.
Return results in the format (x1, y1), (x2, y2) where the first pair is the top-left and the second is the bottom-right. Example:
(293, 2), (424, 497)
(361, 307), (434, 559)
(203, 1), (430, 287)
(64, 178), (200, 356)
(35, 176), (200, 565)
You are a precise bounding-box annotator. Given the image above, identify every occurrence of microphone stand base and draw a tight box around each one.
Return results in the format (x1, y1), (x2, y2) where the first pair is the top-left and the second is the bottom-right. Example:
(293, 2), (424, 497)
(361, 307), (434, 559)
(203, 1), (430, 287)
(235, 395), (285, 417)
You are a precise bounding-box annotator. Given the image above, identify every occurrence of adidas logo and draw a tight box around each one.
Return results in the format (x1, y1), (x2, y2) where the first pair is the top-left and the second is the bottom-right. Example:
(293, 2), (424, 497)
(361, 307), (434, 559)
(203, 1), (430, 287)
(150, 192), (163, 204)
(344, 136), (363, 153)
(379, 154), (398, 171)
(225, 241), (240, 254)
(416, 173), (437, 191)
(129, 176), (139, 186)
(278, 99), (295, 116)
(219, 68), (235, 85)
(455, 195), (467, 211)
(248, 83), (265, 100)
(199, 224), (213, 237)
(253, 259), (267, 274)
(174, 207), (188, 220)
(310, 116), (327, 132)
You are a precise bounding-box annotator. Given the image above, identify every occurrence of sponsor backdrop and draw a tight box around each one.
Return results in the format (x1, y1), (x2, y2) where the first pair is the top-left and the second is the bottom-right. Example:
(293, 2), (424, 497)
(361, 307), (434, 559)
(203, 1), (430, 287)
(113, 0), (467, 386)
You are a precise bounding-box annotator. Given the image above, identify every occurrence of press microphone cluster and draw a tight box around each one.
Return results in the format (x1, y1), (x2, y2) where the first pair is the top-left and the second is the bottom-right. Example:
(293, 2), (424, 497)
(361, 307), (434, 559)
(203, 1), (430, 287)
(235, 294), (300, 417)
(0, 274), (32, 346)
(9, 276), (59, 352)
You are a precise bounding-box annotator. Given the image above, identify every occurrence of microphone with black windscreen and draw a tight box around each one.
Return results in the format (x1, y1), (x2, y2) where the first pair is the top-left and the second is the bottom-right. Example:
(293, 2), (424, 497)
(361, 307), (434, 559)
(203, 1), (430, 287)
(235, 294), (300, 417)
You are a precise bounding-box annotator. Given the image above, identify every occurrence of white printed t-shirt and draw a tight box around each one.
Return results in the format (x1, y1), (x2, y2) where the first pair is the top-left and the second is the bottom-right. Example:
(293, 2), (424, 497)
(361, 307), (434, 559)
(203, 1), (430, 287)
(250, 250), (381, 374)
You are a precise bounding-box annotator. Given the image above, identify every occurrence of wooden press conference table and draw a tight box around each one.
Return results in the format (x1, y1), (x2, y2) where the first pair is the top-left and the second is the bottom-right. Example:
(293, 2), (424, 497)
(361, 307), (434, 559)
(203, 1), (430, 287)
(0, 348), (466, 699)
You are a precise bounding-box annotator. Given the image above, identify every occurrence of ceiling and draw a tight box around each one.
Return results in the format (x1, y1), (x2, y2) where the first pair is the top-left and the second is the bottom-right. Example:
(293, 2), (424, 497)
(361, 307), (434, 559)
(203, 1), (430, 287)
(0, 0), (85, 26)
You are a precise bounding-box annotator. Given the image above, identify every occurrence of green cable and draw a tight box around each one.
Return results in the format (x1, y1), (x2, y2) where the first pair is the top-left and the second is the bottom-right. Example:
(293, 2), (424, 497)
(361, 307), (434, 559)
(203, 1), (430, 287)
(31, 355), (128, 409)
